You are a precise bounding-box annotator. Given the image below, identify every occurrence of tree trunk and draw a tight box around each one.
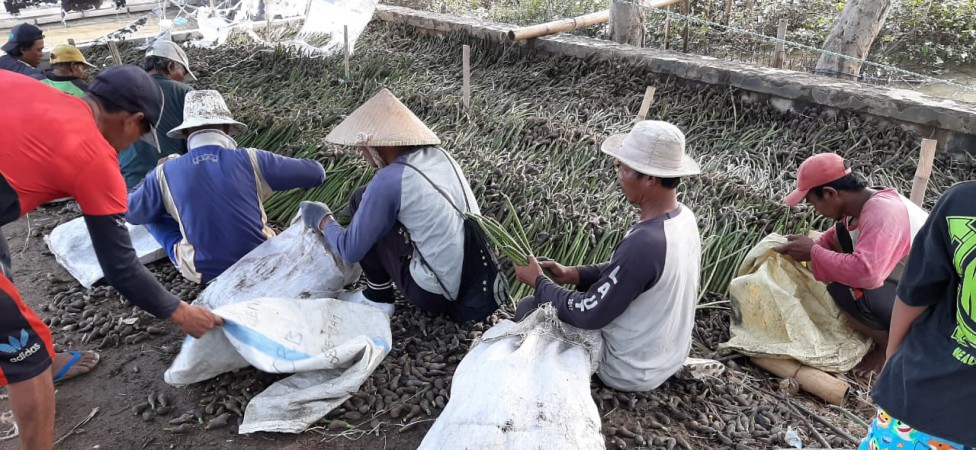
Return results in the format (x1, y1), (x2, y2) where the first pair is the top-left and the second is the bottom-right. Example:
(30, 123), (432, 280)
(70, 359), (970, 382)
(609, 0), (646, 47)
(815, 0), (893, 80)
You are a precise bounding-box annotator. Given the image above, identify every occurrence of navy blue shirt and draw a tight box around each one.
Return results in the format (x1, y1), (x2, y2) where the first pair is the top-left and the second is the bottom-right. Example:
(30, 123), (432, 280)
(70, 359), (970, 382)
(872, 181), (976, 446)
(0, 55), (43, 80)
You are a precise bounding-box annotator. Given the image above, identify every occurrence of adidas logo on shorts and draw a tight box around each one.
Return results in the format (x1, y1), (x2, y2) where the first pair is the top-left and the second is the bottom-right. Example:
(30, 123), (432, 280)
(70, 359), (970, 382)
(0, 329), (41, 363)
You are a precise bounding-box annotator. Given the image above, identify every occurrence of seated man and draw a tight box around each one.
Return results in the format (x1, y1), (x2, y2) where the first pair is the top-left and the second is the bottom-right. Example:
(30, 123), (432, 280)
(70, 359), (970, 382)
(774, 153), (928, 373)
(0, 23), (44, 79)
(126, 90), (326, 283)
(41, 44), (95, 96)
(512, 120), (703, 392)
(301, 89), (481, 320)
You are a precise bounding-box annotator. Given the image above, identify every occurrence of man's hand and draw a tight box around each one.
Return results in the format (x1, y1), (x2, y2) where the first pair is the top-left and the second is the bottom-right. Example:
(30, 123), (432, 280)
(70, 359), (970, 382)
(169, 302), (222, 338)
(773, 235), (816, 262)
(513, 256), (545, 288)
(300, 201), (332, 232)
(538, 258), (580, 285)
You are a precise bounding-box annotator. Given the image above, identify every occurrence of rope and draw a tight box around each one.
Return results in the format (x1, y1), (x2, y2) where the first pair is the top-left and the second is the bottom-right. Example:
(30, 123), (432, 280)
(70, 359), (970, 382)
(617, 0), (976, 92)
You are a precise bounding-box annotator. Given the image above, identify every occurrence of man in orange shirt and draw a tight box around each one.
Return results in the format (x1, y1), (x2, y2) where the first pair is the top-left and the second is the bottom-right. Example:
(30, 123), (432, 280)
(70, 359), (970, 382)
(0, 67), (222, 450)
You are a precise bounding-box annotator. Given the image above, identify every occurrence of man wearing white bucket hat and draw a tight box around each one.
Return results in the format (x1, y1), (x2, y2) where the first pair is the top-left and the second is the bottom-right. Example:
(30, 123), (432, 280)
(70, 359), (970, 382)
(118, 38), (197, 189)
(300, 89), (490, 320)
(513, 120), (703, 392)
(126, 90), (326, 283)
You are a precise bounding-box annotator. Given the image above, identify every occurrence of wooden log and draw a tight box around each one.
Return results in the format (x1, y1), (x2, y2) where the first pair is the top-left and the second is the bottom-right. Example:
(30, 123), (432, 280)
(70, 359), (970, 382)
(609, 0), (645, 47)
(910, 138), (937, 207)
(462, 44), (471, 109)
(637, 85), (656, 120)
(505, 0), (682, 41)
(751, 357), (849, 405)
(343, 24), (350, 79)
(772, 18), (787, 68)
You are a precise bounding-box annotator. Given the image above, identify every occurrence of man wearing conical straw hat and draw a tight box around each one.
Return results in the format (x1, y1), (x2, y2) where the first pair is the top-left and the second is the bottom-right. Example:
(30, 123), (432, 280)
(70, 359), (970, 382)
(301, 89), (481, 319)
(512, 120), (703, 392)
(126, 90), (327, 284)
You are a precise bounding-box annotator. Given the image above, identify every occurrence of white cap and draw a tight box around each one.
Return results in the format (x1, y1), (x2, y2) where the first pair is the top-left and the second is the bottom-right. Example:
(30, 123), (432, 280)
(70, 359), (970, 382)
(167, 90), (247, 139)
(600, 121), (700, 178)
(146, 38), (196, 81)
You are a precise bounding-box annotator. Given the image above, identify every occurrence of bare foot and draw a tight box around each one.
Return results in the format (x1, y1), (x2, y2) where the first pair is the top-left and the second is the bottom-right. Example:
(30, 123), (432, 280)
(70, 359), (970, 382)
(853, 346), (885, 376)
(51, 351), (100, 382)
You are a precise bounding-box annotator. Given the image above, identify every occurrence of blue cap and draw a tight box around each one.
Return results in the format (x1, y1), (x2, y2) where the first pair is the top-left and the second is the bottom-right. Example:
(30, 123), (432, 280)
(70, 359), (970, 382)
(2, 24), (43, 53)
(88, 65), (163, 126)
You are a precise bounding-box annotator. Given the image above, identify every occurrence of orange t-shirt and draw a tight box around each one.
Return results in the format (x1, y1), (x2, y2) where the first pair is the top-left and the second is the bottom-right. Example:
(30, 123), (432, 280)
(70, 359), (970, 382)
(0, 70), (127, 219)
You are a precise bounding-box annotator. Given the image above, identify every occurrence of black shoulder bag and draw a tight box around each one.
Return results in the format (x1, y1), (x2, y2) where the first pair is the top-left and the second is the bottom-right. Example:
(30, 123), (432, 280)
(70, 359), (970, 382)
(396, 154), (509, 322)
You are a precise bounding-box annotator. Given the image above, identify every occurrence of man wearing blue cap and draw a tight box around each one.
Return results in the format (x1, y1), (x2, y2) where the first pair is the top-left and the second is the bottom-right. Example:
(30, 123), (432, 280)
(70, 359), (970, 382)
(1, 23), (44, 79)
(0, 65), (222, 450)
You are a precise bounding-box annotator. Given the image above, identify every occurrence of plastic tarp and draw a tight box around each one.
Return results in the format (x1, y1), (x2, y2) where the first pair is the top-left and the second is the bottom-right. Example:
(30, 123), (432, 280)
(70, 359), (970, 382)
(44, 217), (167, 289)
(419, 305), (606, 450)
(720, 234), (872, 372)
(164, 223), (383, 434)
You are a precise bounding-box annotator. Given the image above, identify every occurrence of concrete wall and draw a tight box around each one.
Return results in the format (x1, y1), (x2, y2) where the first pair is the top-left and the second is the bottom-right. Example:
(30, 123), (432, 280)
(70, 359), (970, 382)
(375, 5), (976, 155)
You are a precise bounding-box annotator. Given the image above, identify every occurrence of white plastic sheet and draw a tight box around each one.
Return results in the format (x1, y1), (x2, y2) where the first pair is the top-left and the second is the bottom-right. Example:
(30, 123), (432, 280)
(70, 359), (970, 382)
(165, 297), (392, 434)
(194, 222), (361, 310)
(164, 222), (381, 433)
(419, 305), (605, 450)
(293, 0), (379, 57)
(44, 217), (167, 289)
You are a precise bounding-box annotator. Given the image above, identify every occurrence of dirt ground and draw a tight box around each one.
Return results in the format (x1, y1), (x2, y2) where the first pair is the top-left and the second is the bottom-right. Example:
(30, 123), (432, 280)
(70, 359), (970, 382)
(0, 204), (876, 450)
(0, 207), (427, 450)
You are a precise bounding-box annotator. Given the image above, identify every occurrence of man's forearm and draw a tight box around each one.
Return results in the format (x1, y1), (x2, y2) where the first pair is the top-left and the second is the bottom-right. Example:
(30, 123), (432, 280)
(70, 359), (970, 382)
(886, 295), (928, 360)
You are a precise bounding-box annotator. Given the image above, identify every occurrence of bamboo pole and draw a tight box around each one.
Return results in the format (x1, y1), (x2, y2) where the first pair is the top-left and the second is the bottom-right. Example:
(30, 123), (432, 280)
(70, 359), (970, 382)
(462, 44), (471, 109)
(751, 357), (850, 406)
(681, 0), (690, 53)
(663, 4), (672, 50)
(343, 25), (350, 79)
(772, 18), (788, 68)
(637, 86), (656, 120)
(107, 41), (122, 65)
(505, 0), (683, 41)
(724, 0), (733, 25)
(910, 139), (938, 207)
(67, 38), (76, 46)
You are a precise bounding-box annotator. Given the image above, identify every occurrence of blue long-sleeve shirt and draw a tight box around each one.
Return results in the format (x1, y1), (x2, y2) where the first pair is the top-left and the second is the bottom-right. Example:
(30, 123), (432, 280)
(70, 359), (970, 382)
(126, 131), (325, 282)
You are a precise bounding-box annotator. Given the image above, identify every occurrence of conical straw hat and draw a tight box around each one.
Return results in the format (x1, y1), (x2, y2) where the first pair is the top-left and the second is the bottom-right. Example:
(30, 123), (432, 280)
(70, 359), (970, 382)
(326, 89), (440, 147)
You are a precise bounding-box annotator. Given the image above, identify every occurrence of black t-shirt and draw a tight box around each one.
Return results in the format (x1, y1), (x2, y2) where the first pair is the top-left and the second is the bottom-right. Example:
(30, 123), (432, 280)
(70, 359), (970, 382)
(872, 181), (976, 446)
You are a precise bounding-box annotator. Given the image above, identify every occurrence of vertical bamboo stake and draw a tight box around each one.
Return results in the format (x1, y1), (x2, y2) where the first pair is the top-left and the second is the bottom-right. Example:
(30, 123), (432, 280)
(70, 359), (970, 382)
(663, 6), (672, 50)
(772, 18), (787, 69)
(68, 38), (76, 46)
(637, 86), (656, 120)
(462, 44), (471, 110)
(746, 0), (753, 26)
(910, 139), (938, 207)
(724, 0), (733, 25)
(107, 41), (122, 65)
(681, 0), (690, 53)
(343, 25), (350, 79)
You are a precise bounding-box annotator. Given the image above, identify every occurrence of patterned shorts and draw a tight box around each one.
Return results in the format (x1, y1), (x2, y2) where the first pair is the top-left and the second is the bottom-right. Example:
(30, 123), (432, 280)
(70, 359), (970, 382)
(858, 409), (972, 450)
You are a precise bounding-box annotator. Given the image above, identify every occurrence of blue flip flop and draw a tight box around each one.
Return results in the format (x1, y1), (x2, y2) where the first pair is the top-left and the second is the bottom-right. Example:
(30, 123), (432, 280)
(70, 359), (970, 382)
(53, 350), (100, 383)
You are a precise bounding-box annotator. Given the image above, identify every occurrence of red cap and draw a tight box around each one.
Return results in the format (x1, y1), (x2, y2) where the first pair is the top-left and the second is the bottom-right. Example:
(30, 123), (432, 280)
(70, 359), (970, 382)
(784, 153), (851, 206)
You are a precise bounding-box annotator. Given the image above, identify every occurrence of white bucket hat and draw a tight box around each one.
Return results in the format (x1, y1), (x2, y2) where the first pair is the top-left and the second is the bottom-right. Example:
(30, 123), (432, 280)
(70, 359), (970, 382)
(167, 90), (248, 139)
(601, 120), (701, 178)
(326, 88), (440, 147)
(146, 38), (197, 82)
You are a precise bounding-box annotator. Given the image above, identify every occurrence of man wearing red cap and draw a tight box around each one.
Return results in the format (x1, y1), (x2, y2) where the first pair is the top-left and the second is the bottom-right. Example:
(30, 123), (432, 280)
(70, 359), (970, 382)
(775, 153), (928, 373)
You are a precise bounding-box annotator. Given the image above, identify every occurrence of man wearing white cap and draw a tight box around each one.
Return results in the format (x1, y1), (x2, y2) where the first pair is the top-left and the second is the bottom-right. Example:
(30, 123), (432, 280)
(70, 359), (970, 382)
(118, 38), (196, 189)
(300, 89), (481, 319)
(126, 90), (326, 283)
(512, 120), (703, 392)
